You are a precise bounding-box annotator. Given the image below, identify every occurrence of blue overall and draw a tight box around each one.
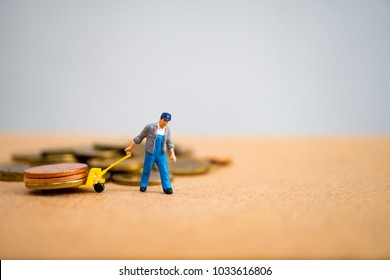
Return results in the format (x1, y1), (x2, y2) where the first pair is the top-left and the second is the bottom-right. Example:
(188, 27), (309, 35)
(140, 134), (172, 190)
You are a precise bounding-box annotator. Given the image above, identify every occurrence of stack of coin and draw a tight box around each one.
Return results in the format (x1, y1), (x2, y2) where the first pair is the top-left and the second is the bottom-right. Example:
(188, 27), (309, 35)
(24, 163), (88, 190)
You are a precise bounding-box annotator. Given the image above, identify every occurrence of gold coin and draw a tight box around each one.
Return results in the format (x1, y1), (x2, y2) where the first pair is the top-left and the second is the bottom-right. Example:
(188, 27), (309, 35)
(73, 146), (122, 163)
(112, 170), (174, 186)
(93, 140), (127, 151)
(174, 143), (194, 157)
(11, 151), (43, 164)
(205, 155), (232, 166)
(87, 157), (143, 173)
(41, 154), (77, 163)
(25, 178), (87, 190)
(41, 147), (74, 156)
(95, 141), (146, 158)
(0, 163), (32, 181)
(93, 140), (146, 157)
(12, 150), (76, 165)
(169, 158), (211, 175)
(41, 147), (77, 163)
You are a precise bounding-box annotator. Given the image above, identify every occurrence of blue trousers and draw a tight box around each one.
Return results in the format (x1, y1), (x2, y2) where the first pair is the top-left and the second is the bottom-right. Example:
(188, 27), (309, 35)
(140, 135), (172, 190)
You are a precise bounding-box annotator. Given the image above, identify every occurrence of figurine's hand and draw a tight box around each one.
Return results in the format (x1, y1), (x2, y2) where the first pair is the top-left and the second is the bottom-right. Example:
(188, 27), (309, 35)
(170, 154), (177, 163)
(124, 147), (132, 155)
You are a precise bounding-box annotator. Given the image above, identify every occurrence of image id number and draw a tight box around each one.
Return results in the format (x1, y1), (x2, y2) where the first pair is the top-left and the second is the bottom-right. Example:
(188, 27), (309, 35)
(212, 266), (272, 276)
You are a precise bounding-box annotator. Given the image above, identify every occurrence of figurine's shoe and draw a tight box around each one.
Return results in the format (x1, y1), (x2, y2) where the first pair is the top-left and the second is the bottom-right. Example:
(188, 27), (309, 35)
(140, 187), (147, 192)
(163, 188), (173, 194)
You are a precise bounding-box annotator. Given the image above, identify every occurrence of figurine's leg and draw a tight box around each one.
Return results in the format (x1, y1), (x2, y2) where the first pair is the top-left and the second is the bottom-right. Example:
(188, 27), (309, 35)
(140, 152), (155, 190)
(155, 153), (172, 191)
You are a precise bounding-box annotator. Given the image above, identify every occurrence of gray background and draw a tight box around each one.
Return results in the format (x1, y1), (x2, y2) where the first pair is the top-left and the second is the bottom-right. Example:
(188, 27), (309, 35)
(1, 0), (389, 136)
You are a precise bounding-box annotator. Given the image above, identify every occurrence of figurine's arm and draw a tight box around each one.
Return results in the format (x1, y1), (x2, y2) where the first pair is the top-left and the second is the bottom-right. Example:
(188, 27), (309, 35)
(125, 125), (150, 155)
(165, 127), (176, 162)
(168, 148), (176, 163)
(124, 140), (136, 155)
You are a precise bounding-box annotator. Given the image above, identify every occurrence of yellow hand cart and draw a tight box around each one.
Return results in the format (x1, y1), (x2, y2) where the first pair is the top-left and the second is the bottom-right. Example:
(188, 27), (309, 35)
(80, 154), (131, 192)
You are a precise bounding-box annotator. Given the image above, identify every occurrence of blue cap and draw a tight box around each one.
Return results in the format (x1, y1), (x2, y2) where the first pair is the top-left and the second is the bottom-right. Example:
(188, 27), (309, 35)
(161, 112), (172, 121)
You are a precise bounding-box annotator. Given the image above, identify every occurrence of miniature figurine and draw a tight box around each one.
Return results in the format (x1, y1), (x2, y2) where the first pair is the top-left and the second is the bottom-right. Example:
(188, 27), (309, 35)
(125, 112), (176, 194)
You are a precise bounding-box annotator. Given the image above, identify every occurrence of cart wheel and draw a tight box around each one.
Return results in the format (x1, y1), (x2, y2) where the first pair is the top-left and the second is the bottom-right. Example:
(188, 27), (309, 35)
(94, 183), (105, 193)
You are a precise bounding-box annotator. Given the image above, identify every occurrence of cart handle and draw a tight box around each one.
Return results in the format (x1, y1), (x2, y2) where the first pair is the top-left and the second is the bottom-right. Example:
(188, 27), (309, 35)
(100, 154), (131, 176)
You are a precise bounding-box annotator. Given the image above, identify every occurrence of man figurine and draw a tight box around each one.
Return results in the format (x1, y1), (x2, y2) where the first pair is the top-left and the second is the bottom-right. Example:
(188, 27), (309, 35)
(125, 112), (176, 194)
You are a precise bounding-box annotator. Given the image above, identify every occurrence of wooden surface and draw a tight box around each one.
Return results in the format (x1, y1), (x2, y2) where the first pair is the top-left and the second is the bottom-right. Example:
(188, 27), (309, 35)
(0, 134), (389, 259)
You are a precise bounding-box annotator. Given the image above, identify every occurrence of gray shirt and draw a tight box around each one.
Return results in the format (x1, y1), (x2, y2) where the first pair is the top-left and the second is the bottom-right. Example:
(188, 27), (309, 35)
(133, 123), (174, 154)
